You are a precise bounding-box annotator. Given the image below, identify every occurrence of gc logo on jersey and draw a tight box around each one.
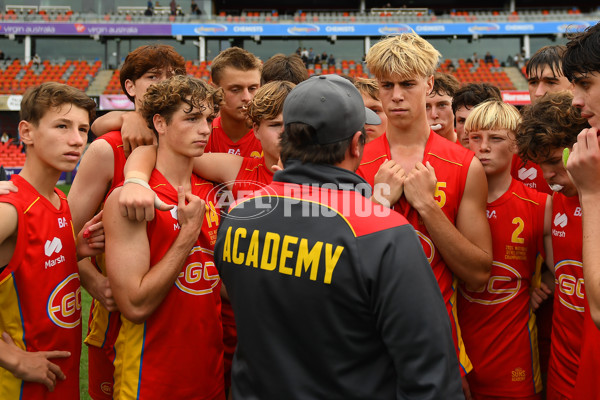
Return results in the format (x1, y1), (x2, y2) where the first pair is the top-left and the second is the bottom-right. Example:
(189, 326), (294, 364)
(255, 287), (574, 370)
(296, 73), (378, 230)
(175, 246), (220, 295)
(460, 261), (521, 305)
(47, 273), (82, 328)
(416, 230), (435, 264)
(555, 260), (585, 313)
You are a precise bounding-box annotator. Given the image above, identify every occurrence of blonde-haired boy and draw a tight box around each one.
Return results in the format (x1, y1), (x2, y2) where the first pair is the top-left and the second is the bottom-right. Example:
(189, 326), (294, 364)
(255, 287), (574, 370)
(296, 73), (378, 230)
(357, 33), (493, 397)
(459, 99), (551, 399)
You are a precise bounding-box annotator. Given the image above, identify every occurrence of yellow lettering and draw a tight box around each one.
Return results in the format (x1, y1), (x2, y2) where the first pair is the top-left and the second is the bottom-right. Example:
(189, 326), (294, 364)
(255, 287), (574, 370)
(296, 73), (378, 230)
(62, 292), (76, 317)
(279, 235), (298, 275)
(434, 182), (447, 208)
(186, 263), (202, 283)
(295, 239), (322, 281)
(232, 227), (247, 264)
(222, 226), (232, 262)
(245, 230), (260, 268)
(511, 217), (525, 244)
(324, 244), (344, 284)
(261, 232), (281, 271)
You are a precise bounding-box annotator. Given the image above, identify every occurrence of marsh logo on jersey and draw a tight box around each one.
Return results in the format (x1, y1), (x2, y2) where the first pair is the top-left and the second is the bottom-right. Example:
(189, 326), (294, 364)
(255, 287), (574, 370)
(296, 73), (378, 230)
(552, 213), (568, 237)
(486, 210), (497, 219)
(44, 237), (65, 269)
(518, 167), (537, 181)
(169, 206), (181, 230)
(47, 273), (82, 328)
(175, 246), (220, 295)
(44, 237), (62, 256)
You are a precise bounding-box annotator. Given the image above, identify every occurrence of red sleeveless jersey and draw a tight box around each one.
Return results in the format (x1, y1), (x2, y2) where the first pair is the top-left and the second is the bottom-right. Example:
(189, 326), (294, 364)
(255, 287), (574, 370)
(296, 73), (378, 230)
(459, 180), (547, 397)
(231, 156), (274, 199)
(206, 116), (262, 158)
(112, 170), (224, 400)
(510, 154), (552, 195)
(357, 132), (474, 375)
(547, 192), (584, 398)
(573, 308), (600, 399)
(0, 175), (81, 399)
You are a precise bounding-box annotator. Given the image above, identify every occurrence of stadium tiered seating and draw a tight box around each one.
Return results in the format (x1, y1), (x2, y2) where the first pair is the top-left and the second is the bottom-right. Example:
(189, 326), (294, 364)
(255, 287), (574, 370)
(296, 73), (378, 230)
(0, 141), (26, 167)
(0, 59), (102, 94)
(439, 58), (517, 90)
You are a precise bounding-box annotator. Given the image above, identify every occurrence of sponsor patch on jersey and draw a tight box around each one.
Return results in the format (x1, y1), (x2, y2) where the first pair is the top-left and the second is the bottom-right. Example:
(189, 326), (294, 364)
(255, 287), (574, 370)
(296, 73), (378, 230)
(175, 246), (220, 295)
(47, 273), (81, 328)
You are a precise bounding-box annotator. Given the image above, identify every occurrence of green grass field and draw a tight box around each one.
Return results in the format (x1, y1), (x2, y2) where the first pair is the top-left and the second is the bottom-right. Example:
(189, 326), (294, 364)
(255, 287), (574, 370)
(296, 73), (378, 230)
(58, 183), (93, 399)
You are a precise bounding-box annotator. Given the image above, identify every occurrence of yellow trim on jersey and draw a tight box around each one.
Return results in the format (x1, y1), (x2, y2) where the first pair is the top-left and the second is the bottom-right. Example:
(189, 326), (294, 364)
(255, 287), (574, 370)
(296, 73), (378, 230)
(230, 195), (357, 237)
(243, 163), (265, 173)
(0, 273), (27, 398)
(23, 197), (40, 214)
(511, 192), (540, 206)
(528, 253), (544, 393)
(359, 154), (387, 166)
(193, 182), (214, 188)
(151, 183), (167, 190)
(451, 278), (473, 374)
(113, 319), (145, 400)
(427, 153), (463, 166)
(85, 253), (110, 347)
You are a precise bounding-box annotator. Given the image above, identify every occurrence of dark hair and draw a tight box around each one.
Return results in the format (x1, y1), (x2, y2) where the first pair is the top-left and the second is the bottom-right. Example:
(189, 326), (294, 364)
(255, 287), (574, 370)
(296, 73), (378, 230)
(431, 72), (460, 97)
(452, 83), (502, 114)
(280, 123), (365, 165)
(525, 45), (566, 79)
(120, 44), (186, 102)
(516, 91), (589, 161)
(563, 23), (600, 81)
(139, 75), (223, 138)
(261, 53), (308, 85)
(210, 47), (262, 85)
(21, 82), (96, 126)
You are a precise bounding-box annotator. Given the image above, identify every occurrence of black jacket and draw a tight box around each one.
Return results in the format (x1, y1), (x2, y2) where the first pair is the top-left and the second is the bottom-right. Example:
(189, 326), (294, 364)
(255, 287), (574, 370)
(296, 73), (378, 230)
(215, 160), (463, 399)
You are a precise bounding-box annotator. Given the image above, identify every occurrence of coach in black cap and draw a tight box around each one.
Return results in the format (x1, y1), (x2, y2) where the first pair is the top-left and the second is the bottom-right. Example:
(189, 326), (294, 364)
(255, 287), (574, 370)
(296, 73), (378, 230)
(215, 74), (463, 400)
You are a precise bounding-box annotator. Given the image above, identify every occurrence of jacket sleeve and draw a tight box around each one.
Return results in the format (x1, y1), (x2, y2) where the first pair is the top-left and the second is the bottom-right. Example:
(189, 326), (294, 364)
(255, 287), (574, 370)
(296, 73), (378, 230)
(358, 223), (464, 399)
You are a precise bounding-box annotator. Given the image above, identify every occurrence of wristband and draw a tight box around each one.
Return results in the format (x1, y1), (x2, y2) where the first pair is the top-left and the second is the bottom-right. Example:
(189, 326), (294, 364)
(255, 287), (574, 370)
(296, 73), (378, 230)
(123, 178), (168, 209)
(123, 177), (151, 190)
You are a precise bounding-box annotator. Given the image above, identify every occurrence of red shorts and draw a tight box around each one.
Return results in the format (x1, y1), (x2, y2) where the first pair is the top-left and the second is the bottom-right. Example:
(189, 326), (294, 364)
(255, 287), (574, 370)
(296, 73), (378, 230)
(87, 345), (115, 400)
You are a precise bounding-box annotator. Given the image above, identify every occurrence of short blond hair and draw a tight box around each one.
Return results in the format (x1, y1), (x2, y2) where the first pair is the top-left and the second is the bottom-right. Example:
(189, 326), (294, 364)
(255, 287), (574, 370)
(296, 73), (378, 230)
(464, 100), (521, 136)
(247, 80), (295, 126)
(354, 78), (380, 100)
(365, 34), (441, 80)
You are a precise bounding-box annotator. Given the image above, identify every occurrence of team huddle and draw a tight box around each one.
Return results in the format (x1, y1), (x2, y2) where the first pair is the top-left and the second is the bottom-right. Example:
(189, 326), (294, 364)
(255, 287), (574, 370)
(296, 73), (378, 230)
(1, 21), (600, 400)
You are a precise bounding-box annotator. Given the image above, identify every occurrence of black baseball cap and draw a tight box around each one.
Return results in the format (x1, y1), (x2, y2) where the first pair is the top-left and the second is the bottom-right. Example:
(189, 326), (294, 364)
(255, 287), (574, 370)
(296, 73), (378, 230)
(283, 74), (381, 145)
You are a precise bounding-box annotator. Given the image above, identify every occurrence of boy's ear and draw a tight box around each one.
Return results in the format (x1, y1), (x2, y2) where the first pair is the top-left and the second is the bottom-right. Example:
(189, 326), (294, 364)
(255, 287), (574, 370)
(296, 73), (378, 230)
(18, 120), (34, 146)
(253, 122), (260, 139)
(152, 114), (166, 136)
(124, 79), (136, 99)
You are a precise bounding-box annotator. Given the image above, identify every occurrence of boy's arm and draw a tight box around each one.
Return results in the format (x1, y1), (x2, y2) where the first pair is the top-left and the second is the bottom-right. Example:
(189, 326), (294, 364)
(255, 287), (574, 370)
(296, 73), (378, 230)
(105, 186), (205, 324)
(0, 203), (17, 267)
(543, 195), (555, 273)
(91, 111), (126, 137)
(404, 160), (492, 290)
(0, 332), (70, 392)
(566, 127), (600, 327)
(119, 145), (162, 221)
(531, 195), (555, 311)
(68, 139), (116, 310)
(192, 153), (244, 189)
(91, 111), (154, 157)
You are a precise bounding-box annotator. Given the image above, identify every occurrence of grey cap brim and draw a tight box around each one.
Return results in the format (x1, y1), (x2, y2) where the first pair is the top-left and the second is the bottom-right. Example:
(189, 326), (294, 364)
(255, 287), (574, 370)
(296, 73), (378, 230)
(365, 107), (381, 125)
